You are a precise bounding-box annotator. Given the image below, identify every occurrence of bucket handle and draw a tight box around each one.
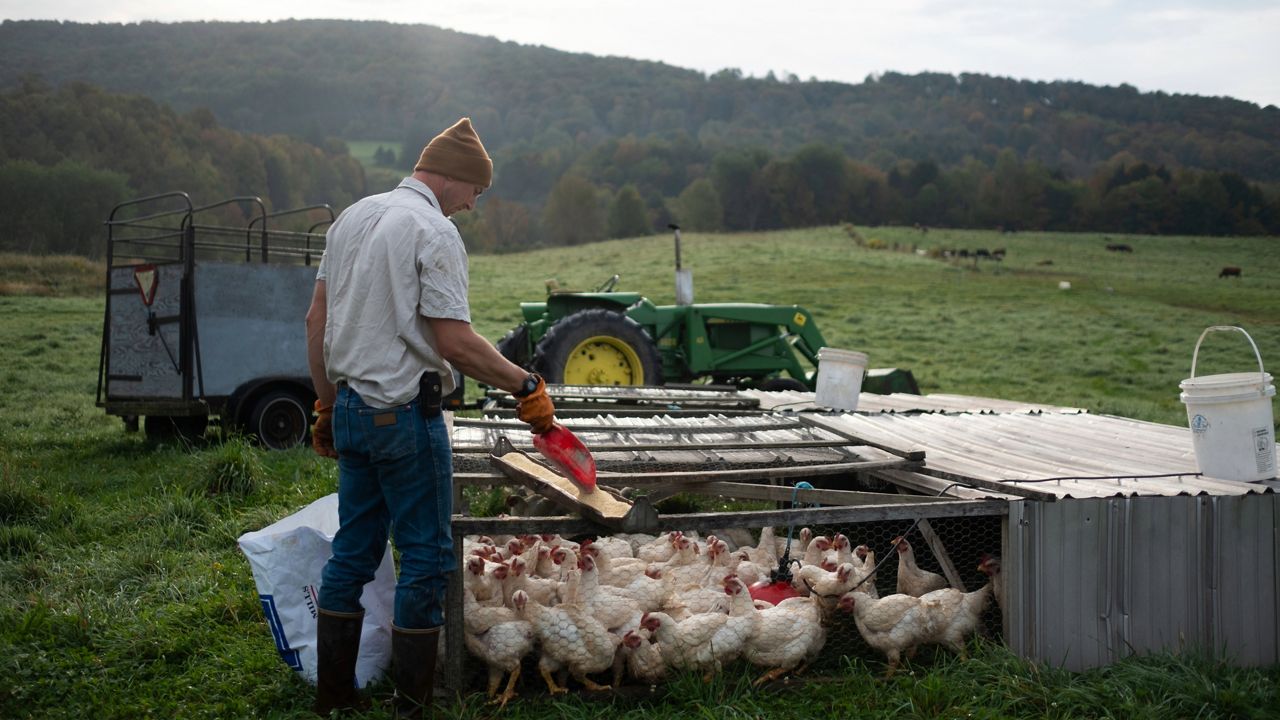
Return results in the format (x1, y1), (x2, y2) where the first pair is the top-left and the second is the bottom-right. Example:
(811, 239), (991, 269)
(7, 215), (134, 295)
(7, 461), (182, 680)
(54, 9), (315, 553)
(1190, 326), (1266, 380)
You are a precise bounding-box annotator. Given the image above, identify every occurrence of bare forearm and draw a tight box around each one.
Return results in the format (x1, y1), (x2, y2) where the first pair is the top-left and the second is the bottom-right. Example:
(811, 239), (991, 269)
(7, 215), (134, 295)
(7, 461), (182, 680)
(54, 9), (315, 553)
(430, 318), (529, 393)
(306, 281), (336, 407)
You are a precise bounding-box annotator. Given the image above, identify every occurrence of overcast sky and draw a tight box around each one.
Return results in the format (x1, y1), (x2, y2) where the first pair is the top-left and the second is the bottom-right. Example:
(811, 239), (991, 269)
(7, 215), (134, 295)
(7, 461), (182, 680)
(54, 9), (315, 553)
(3, 1), (1277, 107)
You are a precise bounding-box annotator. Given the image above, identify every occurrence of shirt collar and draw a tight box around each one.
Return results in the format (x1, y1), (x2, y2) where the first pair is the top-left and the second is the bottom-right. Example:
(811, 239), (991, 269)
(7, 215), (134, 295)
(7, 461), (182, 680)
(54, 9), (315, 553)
(396, 176), (441, 211)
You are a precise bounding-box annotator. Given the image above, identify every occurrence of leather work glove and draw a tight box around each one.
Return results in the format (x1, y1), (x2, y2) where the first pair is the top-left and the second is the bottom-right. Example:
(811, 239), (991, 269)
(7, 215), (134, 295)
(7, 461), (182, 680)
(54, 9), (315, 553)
(311, 400), (338, 459)
(514, 373), (556, 434)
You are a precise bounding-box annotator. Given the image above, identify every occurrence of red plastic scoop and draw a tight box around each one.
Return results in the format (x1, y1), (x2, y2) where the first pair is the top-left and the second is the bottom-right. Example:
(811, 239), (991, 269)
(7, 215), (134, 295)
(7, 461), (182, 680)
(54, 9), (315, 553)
(532, 423), (597, 492)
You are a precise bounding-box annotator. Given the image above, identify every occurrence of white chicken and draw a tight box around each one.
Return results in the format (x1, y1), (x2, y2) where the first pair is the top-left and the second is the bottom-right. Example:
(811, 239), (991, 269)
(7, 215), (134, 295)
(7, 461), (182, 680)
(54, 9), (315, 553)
(980, 554), (1004, 611)
(619, 627), (666, 685)
(849, 543), (880, 594)
(635, 531), (682, 563)
(651, 534), (708, 589)
(502, 555), (561, 607)
(461, 590), (534, 708)
(590, 535), (635, 560)
(463, 555), (507, 607)
(741, 592), (827, 686)
(549, 545), (577, 581)
(918, 580), (992, 658)
(792, 562), (859, 601)
(827, 533), (854, 569)
(661, 584), (730, 622)
(838, 590), (939, 678)
(574, 553), (643, 633)
(800, 534), (832, 568)
(726, 548), (768, 586)
(512, 586), (620, 694)
(892, 536), (948, 597)
(582, 542), (649, 586)
(744, 525), (780, 569)
(641, 576), (756, 681)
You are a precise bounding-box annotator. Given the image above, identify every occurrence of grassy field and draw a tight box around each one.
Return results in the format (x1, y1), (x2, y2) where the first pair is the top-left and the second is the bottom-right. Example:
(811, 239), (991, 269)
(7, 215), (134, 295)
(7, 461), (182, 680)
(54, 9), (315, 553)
(1, 227), (1278, 719)
(344, 140), (403, 169)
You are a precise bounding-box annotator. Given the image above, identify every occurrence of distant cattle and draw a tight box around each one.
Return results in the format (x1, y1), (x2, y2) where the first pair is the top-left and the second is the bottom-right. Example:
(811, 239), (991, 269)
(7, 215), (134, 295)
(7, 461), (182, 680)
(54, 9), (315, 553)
(958, 249), (970, 258)
(1036, 259), (1054, 266)
(1219, 266), (1242, 279)
(991, 248), (1006, 260)
(1106, 243), (1133, 253)
(975, 248), (991, 258)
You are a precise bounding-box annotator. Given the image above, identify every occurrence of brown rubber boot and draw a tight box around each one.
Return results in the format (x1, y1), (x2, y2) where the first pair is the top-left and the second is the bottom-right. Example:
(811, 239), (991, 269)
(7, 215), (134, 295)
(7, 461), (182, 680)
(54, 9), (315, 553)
(313, 609), (369, 716)
(392, 624), (441, 719)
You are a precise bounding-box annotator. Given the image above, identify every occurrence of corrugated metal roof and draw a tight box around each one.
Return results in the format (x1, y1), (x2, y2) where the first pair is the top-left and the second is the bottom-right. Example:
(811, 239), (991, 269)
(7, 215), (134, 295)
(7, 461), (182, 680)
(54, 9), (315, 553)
(820, 411), (1274, 498)
(493, 385), (1085, 415)
(741, 389), (1086, 414)
(452, 392), (1273, 500)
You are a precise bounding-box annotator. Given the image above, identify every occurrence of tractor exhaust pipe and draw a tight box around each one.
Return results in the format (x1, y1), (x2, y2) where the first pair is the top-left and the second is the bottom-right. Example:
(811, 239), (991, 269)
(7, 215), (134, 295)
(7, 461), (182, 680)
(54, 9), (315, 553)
(670, 223), (693, 306)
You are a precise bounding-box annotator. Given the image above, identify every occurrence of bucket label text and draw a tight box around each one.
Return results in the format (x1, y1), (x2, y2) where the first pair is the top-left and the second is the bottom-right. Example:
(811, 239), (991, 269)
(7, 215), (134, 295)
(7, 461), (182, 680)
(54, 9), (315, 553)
(1190, 414), (1210, 434)
(1255, 427), (1275, 474)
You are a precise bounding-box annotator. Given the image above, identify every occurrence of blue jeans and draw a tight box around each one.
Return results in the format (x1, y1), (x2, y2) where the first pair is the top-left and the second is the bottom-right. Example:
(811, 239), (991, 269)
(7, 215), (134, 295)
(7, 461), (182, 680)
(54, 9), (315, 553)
(318, 384), (455, 629)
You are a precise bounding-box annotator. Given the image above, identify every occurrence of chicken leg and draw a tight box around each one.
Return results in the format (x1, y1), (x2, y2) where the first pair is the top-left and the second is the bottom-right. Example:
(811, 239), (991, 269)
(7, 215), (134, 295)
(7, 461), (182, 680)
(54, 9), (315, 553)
(488, 665), (522, 709)
(753, 666), (791, 687)
(538, 662), (567, 695)
(574, 673), (612, 692)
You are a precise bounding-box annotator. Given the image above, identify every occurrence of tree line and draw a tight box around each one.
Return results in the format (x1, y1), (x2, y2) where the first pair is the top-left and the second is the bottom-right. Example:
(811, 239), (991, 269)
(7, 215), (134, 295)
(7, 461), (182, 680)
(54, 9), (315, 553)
(3, 19), (1278, 185)
(2, 77), (1276, 260)
(453, 138), (1279, 253)
(0, 79), (365, 257)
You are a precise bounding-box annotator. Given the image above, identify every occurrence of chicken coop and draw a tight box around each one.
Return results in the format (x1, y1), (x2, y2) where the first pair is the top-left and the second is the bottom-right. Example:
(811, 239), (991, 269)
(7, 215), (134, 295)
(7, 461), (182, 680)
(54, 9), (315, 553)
(442, 385), (1279, 697)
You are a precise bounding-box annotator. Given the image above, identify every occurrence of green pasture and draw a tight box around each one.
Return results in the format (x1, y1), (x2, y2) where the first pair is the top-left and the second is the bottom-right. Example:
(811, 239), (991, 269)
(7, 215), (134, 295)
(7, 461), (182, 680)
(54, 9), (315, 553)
(1, 228), (1278, 718)
(344, 140), (403, 169)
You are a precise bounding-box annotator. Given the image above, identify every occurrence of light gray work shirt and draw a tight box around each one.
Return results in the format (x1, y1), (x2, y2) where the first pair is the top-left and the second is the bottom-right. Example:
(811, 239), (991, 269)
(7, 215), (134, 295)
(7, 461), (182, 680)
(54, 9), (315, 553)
(316, 177), (470, 407)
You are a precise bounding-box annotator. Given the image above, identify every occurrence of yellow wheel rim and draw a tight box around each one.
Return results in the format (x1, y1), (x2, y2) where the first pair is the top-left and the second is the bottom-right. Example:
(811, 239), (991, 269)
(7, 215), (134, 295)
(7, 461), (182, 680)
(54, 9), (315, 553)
(563, 335), (646, 385)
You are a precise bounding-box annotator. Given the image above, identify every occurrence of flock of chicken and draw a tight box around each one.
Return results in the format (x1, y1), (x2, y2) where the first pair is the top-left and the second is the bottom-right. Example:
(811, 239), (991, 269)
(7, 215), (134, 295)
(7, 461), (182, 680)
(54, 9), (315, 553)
(460, 527), (1003, 707)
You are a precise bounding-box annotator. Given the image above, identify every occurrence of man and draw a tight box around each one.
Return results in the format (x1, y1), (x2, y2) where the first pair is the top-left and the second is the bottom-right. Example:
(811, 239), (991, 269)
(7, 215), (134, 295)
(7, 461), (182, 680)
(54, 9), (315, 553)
(305, 117), (555, 717)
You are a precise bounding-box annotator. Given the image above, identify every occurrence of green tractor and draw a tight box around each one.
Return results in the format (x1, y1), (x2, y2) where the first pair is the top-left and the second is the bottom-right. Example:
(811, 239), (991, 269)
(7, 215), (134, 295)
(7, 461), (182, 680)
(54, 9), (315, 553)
(493, 227), (919, 395)
(496, 276), (829, 391)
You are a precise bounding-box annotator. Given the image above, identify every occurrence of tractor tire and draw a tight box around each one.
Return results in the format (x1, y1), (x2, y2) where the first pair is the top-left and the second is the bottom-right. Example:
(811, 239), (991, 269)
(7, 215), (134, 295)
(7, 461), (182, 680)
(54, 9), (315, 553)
(495, 324), (531, 369)
(760, 377), (809, 392)
(532, 309), (663, 386)
(248, 390), (311, 451)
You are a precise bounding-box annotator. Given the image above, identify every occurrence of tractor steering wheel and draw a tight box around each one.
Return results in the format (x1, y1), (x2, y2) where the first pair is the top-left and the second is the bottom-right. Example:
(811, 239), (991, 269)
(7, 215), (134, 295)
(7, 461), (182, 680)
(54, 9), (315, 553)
(596, 274), (620, 292)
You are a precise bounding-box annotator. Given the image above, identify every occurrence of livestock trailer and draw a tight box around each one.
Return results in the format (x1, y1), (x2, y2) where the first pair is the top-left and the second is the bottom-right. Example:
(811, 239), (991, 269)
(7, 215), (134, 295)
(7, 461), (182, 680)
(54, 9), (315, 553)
(96, 192), (331, 449)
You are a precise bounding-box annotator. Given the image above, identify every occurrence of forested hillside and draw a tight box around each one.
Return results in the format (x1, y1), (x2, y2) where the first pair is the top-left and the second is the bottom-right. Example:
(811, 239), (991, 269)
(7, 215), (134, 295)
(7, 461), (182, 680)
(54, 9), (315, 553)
(1, 19), (1277, 255)
(0, 79), (364, 256)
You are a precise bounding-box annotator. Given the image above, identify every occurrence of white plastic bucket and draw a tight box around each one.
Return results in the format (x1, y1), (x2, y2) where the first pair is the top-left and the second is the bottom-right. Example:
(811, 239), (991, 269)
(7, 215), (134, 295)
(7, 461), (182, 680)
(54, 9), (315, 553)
(1179, 326), (1277, 482)
(815, 347), (868, 412)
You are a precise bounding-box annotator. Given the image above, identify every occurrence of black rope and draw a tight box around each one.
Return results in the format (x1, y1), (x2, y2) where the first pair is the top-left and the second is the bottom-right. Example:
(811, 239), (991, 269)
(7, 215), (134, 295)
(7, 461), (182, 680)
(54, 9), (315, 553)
(1003, 471), (1203, 484)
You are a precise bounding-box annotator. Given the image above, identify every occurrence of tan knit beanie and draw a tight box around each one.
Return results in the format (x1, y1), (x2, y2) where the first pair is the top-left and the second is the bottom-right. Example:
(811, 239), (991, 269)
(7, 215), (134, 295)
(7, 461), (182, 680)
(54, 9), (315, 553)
(414, 118), (493, 188)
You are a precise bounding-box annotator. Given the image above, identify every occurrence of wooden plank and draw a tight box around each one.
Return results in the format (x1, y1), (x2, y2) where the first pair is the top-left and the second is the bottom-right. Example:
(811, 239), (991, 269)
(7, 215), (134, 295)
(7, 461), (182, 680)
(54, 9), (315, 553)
(477, 407), (768, 418)
(589, 459), (918, 487)
(444, 540), (464, 691)
(454, 458), (918, 488)
(800, 414), (927, 461)
(453, 417), (805, 432)
(875, 468), (1023, 500)
(453, 438), (860, 454)
(898, 485), (967, 592)
(679, 481), (960, 506)
(916, 465), (1062, 502)
(487, 387), (760, 406)
(452, 498), (1008, 535)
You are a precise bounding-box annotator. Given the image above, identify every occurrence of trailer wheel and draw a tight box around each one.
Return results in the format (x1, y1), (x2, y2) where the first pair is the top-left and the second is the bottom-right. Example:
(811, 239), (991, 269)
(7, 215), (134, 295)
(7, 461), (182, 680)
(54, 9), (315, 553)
(248, 391), (310, 450)
(533, 309), (663, 386)
(495, 324), (531, 368)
